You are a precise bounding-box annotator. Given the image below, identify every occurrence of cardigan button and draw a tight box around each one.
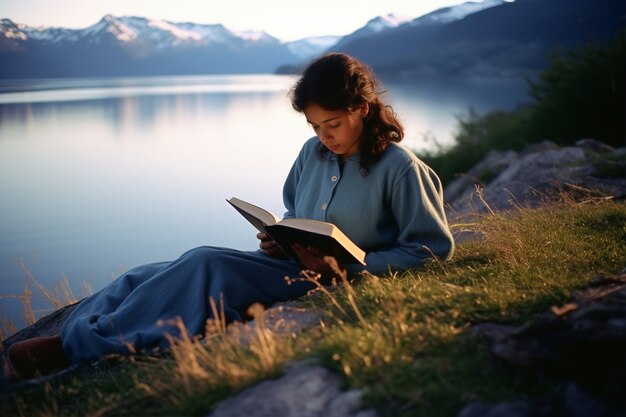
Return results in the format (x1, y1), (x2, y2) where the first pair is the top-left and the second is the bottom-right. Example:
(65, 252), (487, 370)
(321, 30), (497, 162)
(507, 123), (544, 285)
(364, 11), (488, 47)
(331, 175), (338, 182)
(321, 203), (327, 210)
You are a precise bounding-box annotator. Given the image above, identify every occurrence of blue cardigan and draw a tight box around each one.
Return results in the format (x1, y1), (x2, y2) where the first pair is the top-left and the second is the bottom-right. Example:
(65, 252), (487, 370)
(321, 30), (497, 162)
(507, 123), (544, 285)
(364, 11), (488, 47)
(283, 137), (454, 275)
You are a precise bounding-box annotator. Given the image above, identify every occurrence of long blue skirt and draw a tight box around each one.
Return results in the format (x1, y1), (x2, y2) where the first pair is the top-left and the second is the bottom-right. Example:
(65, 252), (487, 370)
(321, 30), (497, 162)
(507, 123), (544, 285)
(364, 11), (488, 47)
(60, 246), (312, 364)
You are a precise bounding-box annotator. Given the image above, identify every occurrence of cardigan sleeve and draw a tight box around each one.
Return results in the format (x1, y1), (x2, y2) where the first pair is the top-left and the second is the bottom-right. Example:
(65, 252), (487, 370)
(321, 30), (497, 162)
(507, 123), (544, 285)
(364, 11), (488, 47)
(347, 160), (455, 275)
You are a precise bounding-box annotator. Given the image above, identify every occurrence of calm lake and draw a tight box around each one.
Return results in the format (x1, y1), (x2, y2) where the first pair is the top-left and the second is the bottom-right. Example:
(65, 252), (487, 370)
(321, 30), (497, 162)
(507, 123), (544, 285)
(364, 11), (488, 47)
(0, 74), (527, 329)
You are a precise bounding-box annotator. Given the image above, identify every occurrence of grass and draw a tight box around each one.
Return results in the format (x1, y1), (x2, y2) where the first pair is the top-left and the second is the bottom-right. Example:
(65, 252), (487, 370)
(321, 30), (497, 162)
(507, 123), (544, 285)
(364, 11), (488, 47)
(0, 253), (93, 339)
(590, 151), (626, 178)
(1, 198), (625, 417)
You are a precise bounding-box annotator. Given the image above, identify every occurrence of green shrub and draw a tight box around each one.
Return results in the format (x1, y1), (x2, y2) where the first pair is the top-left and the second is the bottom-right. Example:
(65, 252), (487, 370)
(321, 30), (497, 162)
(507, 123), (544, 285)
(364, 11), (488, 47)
(423, 34), (625, 186)
(527, 35), (625, 147)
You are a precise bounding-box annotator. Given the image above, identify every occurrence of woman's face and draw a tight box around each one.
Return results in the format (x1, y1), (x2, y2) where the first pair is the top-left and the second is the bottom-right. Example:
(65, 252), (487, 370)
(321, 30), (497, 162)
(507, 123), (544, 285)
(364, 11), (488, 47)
(304, 102), (368, 161)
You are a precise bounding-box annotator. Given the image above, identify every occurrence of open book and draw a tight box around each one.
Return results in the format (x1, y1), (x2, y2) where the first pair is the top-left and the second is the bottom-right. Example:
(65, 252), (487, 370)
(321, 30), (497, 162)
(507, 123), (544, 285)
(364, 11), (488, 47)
(227, 197), (366, 265)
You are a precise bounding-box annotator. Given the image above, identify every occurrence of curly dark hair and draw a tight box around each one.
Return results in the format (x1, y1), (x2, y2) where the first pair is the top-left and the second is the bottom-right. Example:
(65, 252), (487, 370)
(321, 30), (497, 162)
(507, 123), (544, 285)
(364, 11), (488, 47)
(290, 53), (404, 174)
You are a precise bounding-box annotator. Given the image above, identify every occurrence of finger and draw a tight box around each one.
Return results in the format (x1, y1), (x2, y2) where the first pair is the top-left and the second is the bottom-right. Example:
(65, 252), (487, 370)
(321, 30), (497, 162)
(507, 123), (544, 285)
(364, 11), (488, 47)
(259, 240), (277, 251)
(291, 244), (314, 267)
(305, 246), (325, 257)
(265, 246), (283, 257)
(293, 244), (320, 258)
(293, 244), (318, 259)
(291, 244), (304, 258)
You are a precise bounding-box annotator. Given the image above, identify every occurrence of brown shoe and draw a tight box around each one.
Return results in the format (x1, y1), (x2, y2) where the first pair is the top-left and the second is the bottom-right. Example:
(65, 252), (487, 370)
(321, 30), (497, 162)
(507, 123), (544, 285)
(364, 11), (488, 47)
(8, 335), (70, 377)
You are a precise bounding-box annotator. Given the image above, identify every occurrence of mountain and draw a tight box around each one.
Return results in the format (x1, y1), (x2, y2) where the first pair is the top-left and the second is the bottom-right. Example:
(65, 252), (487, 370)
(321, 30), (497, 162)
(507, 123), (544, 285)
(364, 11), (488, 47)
(331, 13), (412, 50)
(285, 35), (341, 60)
(275, 13), (412, 74)
(409, 0), (507, 27)
(0, 14), (344, 78)
(0, 11), (409, 79)
(330, 2), (507, 56)
(1, 0), (623, 80)
(329, 0), (625, 78)
(0, 15), (301, 78)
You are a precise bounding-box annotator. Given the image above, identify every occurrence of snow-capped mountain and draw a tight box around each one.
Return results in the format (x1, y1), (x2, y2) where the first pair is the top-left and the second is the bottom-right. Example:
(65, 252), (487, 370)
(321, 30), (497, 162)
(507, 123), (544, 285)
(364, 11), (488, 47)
(364, 13), (413, 33)
(0, 3), (513, 78)
(410, 0), (509, 26)
(285, 35), (340, 60)
(22, 26), (79, 44)
(9, 15), (276, 49)
(1, 20), (74, 44)
(1, 0), (621, 80)
(331, 1), (507, 52)
(232, 29), (275, 42)
(0, 15), (299, 77)
(331, 13), (412, 50)
(0, 18), (24, 42)
(332, 0), (623, 78)
(0, 14), (343, 77)
(283, 14), (410, 61)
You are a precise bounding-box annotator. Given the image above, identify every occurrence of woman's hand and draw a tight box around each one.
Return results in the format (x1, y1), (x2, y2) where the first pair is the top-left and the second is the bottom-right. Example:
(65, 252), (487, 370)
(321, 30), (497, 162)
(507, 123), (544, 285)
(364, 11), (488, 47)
(257, 232), (287, 258)
(291, 244), (346, 279)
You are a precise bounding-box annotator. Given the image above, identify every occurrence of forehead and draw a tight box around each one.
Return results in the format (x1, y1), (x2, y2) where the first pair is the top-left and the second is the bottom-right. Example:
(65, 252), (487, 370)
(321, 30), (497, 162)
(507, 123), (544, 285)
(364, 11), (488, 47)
(303, 103), (346, 124)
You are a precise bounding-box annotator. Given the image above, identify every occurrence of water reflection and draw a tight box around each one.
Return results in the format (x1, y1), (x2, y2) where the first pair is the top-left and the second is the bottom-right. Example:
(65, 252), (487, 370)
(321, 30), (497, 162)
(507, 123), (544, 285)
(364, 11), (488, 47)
(0, 92), (286, 139)
(0, 74), (294, 102)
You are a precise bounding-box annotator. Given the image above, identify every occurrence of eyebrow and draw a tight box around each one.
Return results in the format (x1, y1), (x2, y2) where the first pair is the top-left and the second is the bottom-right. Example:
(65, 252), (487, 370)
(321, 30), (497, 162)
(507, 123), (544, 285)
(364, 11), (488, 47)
(306, 116), (341, 125)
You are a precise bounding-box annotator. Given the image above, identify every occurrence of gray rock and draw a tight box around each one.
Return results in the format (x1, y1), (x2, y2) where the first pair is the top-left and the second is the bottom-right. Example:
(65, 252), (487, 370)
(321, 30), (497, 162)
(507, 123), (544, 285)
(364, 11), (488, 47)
(464, 273), (626, 417)
(475, 273), (626, 373)
(456, 400), (555, 417)
(444, 149), (518, 204)
(493, 146), (586, 185)
(207, 361), (378, 417)
(575, 138), (615, 155)
(208, 305), (379, 417)
(446, 142), (626, 219)
(225, 301), (325, 346)
(519, 140), (560, 156)
(564, 383), (624, 417)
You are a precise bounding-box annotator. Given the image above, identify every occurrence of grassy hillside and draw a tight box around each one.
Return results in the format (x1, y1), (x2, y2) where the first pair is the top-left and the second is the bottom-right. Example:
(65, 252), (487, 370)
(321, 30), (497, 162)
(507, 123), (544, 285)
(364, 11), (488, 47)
(2, 198), (624, 416)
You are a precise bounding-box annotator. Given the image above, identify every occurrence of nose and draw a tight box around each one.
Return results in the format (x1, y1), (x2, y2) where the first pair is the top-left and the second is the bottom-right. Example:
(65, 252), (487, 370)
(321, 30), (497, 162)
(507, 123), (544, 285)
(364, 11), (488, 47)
(319, 128), (332, 143)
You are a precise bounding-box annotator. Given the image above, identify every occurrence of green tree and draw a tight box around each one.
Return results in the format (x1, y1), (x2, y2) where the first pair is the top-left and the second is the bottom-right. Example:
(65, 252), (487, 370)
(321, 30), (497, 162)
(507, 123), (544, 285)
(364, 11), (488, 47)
(423, 34), (625, 186)
(527, 35), (625, 147)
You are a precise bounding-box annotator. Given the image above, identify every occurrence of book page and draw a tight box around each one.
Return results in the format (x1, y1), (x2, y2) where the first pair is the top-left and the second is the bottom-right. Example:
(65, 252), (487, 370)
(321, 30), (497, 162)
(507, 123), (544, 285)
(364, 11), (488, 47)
(227, 197), (280, 233)
(278, 218), (334, 235)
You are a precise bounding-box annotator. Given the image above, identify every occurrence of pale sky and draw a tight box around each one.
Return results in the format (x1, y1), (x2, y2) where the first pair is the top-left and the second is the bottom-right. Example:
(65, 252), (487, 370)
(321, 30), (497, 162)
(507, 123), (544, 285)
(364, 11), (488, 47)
(1, 0), (471, 41)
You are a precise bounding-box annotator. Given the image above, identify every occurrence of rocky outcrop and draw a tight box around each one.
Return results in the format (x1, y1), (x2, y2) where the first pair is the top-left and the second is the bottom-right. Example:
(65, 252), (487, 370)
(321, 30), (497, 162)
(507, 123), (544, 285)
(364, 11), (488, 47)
(445, 139), (626, 219)
(457, 271), (626, 417)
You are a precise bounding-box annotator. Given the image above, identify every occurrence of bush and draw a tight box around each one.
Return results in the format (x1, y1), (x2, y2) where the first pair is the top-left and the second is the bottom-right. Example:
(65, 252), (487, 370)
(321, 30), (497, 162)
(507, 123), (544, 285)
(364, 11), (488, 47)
(423, 34), (625, 186)
(527, 35), (625, 147)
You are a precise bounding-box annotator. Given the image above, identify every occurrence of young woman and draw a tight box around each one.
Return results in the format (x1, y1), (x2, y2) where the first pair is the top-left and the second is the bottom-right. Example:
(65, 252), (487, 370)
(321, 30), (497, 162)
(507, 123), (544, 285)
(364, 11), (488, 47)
(8, 53), (454, 377)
